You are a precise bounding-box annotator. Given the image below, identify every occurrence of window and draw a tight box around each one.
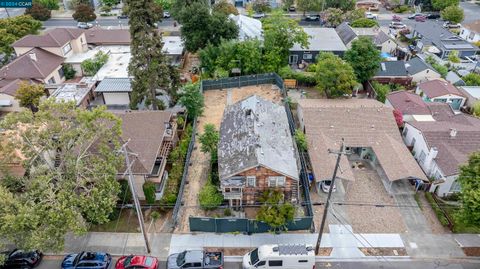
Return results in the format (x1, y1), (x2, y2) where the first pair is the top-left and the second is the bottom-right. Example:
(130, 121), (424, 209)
(268, 260), (283, 266)
(192, 262), (202, 267)
(268, 176), (286, 187)
(299, 260), (309, 263)
(62, 43), (72, 55)
(247, 176), (256, 187)
(469, 32), (475, 40)
(47, 77), (56, 84)
(426, 70), (429, 73)
(450, 180), (461, 192)
(303, 53), (313, 60)
(58, 67), (65, 78)
(419, 150), (426, 165)
(257, 261), (266, 266)
(403, 128), (408, 137)
(411, 137), (416, 147)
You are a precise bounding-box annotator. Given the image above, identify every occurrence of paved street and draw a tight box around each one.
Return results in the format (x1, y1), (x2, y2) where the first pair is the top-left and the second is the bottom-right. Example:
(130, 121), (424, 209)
(0, 7), (24, 19)
(460, 1), (480, 23)
(42, 18), (176, 28)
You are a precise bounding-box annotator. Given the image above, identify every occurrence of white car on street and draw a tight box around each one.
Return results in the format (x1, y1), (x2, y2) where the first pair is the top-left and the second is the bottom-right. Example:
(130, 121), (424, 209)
(366, 12), (378, 20)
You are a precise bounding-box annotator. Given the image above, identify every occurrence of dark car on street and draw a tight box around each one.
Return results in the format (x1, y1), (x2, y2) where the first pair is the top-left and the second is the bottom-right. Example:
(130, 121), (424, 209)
(426, 13), (441, 19)
(61, 251), (112, 269)
(408, 13), (425, 19)
(0, 249), (43, 269)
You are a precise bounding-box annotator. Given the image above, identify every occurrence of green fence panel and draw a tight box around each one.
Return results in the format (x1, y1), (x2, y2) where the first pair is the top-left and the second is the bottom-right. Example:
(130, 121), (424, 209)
(216, 218), (249, 233)
(286, 217), (313, 231)
(190, 217), (216, 232)
(249, 220), (271, 233)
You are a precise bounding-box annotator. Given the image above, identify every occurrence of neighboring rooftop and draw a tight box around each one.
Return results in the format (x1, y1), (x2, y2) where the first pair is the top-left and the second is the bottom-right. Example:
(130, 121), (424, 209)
(336, 22), (357, 45)
(375, 61), (408, 77)
(463, 20), (480, 33)
(218, 95), (299, 181)
(386, 91), (431, 116)
(50, 77), (96, 106)
(0, 79), (26, 96)
(94, 78), (131, 93)
(413, 22), (478, 52)
(94, 50), (131, 80)
(229, 14), (263, 41)
(460, 86), (480, 99)
(298, 99), (427, 183)
(65, 46), (129, 64)
(0, 48), (64, 81)
(446, 71), (466, 86)
(417, 79), (465, 98)
(162, 36), (184, 55)
(405, 57), (437, 75)
(291, 27), (347, 52)
(83, 27), (131, 45)
(13, 28), (84, 48)
(373, 30), (392, 45)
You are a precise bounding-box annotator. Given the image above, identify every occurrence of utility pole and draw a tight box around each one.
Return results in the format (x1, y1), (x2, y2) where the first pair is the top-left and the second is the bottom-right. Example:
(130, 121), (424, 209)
(4, 8), (10, 18)
(121, 142), (151, 253)
(315, 139), (348, 254)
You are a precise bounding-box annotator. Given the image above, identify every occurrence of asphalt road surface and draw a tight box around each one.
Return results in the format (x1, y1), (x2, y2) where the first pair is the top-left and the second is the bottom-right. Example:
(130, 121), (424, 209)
(41, 18), (175, 28)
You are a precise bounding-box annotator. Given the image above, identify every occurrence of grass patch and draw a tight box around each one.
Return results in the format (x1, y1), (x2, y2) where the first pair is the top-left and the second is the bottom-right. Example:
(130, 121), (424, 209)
(414, 192), (423, 210)
(90, 209), (140, 233)
(425, 192), (449, 226)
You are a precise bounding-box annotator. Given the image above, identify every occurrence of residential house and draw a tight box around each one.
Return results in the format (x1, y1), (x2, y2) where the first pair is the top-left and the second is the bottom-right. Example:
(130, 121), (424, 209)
(93, 78), (131, 107)
(458, 86), (480, 109)
(416, 79), (466, 110)
(412, 22), (479, 59)
(385, 91), (435, 122)
(336, 22), (389, 49)
(0, 48), (66, 85)
(445, 71), (466, 87)
(162, 36), (186, 66)
(83, 28), (131, 46)
(0, 79), (34, 112)
(460, 20), (480, 43)
(228, 14), (263, 41)
(372, 61), (412, 86)
(356, 0), (380, 10)
(297, 99), (427, 194)
(289, 27), (347, 65)
(64, 46), (128, 77)
(218, 95), (300, 207)
(49, 77), (96, 108)
(374, 30), (398, 54)
(13, 28), (87, 58)
(402, 104), (480, 196)
(115, 110), (178, 200)
(405, 57), (441, 83)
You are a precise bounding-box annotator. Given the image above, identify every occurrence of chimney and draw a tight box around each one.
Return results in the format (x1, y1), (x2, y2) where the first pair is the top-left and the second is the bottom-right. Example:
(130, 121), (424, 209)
(450, 128), (457, 138)
(29, 52), (37, 62)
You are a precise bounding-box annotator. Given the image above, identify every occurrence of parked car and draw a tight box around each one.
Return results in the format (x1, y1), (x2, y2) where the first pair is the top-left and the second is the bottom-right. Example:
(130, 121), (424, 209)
(61, 251), (112, 269)
(77, 22), (93, 29)
(0, 249), (43, 269)
(408, 13), (425, 19)
(252, 13), (265, 19)
(288, 5), (296, 12)
(242, 244), (315, 269)
(117, 14), (128, 19)
(163, 11), (170, 18)
(415, 15), (427, 22)
(389, 21), (407, 29)
(167, 250), (223, 269)
(304, 14), (320, 21)
(426, 13), (440, 19)
(365, 12), (378, 19)
(116, 255), (158, 269)
(443, 21), (461, 28)
(321, 180), (336, 193)
(392, 15), (402, 21)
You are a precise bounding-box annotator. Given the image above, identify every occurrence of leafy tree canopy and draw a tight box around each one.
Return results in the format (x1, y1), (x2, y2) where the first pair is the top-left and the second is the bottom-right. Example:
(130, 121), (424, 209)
(0, 100), (123, 252)
(324, 7), (344, 27)
(350, 18), (378, 28)
(464, 73), (480, 86)
(81, 51), (109, 76)
(457, 152), (480, 226)
(344, 37), (382, 83)
(26, 3), (51, 21)
(36, 0), (59, 10)
(315, 52), (357, 98)
(15, 82), (45, 112)
(346, 8), (366, 22)
(0, 15), (42, 64)
(371, 81), (390, 103)
(199, 123), (219, 157)
(432, 0), (459, 10)
(179, 83), (204, 120)
(256, 189), (295, 231)
(448, 50), (461, 63)
(72, 4), (97, 22)
(441, 5), (464, 23)
(213, 0), (238, 15)
(296, 0), (323, 14)
(325, 0), (355, 11)
(252, 0), (271, 13)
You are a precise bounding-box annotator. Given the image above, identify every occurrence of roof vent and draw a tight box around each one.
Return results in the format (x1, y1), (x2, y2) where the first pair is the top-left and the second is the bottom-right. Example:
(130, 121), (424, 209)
(273, 247), (279, 252)
(29, 53), (37, 62)
(371, 124), (375, 129)
(450, 128), (457, 138)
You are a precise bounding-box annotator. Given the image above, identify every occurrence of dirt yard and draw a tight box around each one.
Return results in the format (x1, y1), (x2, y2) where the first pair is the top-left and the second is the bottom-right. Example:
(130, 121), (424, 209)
(175, 84), (283, 233)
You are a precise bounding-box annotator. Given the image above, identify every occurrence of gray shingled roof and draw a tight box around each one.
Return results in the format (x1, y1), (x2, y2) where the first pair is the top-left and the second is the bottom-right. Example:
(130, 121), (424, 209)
(405, 57), (438, 75)
(374, 30), (391, 45)
(336, 22), (357, 45)
(375, 61), (408, 77)
(218, 95), (299, 181)
(413, 22), (478, 52)
(94, 78), (131, 93)
(13, 28), (84, 48)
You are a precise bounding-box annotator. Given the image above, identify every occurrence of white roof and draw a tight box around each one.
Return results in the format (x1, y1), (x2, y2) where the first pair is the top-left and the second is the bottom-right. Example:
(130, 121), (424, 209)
(94, 50), (131, 80)
(0, 99), (12, 107)
(461, 86), (480, 99)
(50, 77), (96, 106)
(411, 114), (436, 122)
(65, 46), (130, 64)
(291, 27), (347, 52)
(162, 36), (184, 56)
(229, 14), (263, 41)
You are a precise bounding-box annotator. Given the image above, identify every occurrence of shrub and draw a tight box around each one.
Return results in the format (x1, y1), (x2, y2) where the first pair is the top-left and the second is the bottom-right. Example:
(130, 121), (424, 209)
(26, 3), (51, 21)
(278, 66), (316, 86)
(118, 180), (132, 203)
(432, 63), (448, 78)
(350, 18), (378, 28)
(176, 115), (185, 127)
(371, 81), (390, 103)
(81, 51), (109, 76)
(224, 208), (232, 216)
(256, 189), (295, 231)
(199, 182), (223, 210)
(143, 181), (157, 204)
(62, 63), (76, 79)
(294, 129), (307, 152)
(393, 5), (410, 13)
(425, 192), (449, 226)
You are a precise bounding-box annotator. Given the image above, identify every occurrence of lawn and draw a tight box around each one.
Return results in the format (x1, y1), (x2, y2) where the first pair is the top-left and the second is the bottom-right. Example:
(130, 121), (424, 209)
(90, 209), (140, 233)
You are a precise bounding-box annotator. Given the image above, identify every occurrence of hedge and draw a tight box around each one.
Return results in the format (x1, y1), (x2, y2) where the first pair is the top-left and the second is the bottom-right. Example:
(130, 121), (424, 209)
(278, 66), (317, 87)
(143, 181), (156, 204)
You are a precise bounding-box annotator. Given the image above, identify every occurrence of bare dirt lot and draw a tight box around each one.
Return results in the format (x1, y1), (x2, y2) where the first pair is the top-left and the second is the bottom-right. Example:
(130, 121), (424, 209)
(176, 84), (283, 233)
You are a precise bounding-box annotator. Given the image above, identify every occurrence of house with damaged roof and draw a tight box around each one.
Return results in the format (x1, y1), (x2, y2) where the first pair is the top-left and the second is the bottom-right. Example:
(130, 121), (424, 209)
(297, 99), (427, 194)
(218, 95), (300, 207)
(402, 103), (480, 197)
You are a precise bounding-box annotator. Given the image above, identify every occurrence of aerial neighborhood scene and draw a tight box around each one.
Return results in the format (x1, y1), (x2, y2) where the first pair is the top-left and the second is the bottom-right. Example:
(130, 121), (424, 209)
(2, 0), (480, 268)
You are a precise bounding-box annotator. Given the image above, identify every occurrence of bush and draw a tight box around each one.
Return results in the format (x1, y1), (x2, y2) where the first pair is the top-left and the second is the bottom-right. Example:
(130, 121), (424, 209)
(26, 3), (51, 21)
(62, 63), (76, 79)
(425, 192), (449, 226)
(199, 182), (223, 210)
(350, 18), (378, 28)
(143, 181), (156, 204)
(118, 180), (132, 203)
(393, 5), (410, 13)
(371, 81), (390, 103)
(278, 66), (317, 86)
(224, 208), (232, 216)
(294, 129), (307, 152)
(176, 115), (185, 127)
(81, 51), (109, 76)
(432, 63), (448, 78)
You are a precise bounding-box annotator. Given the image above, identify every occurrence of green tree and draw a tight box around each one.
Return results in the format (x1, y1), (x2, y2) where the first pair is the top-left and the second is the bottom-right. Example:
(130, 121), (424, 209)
(432, 63), (448, 78)
(457, 152), (480, 226)
(282, 0), (294, 10)
(62, 64), (76, 80)
(294, 129), (308, 152)
(81, 51), (109, 76)
(256, 189), (295, 231)
(325, 0), (355, 11)
(26, 3), (51, 21)
(262, 10), (309, 72)
(324, 8), (344, 27)
(127, 0), (177, 110)
(199, 182), (223, 210)
(344, 37), (382, 83)
(0, 100), (122, 252)
(346, 8), (365, 22)
(101, 0), (118, 7)
(213, 0), (239, 15)
(315, 52), (357, 98)
(371, 81), (390, 103)
(72, 4), (97, 22)
(297, 0), (323, 15)
(180, 2), (238, 52)
(154, 0), (172, 10)
(199, 123), (219, 161)
(350, 18), (378, 28)
(37, 0), (59, 10)
(0, 15), (42, 64)
(441, 5), (464, 23)
(15, 82), (45, 112)
(448, 50), (461, 63)
(432, 0), (459, 10)
(143, 182), (156, 204)
(179, 83), (204, 120)
(471, 101), (480, 117)
(464, 73), (480, 86)
(252, 0), (271, 12)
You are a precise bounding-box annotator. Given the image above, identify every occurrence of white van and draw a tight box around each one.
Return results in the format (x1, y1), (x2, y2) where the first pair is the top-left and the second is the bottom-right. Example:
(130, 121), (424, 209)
(242, 244), (315, 269)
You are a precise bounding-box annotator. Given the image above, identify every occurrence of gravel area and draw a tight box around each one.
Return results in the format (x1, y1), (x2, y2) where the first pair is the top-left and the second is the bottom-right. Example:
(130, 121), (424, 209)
(344, 161), (407, 233)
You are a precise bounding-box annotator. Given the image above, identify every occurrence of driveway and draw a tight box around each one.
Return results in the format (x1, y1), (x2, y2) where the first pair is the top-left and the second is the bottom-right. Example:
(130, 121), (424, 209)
(460, 1), (480, 23)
